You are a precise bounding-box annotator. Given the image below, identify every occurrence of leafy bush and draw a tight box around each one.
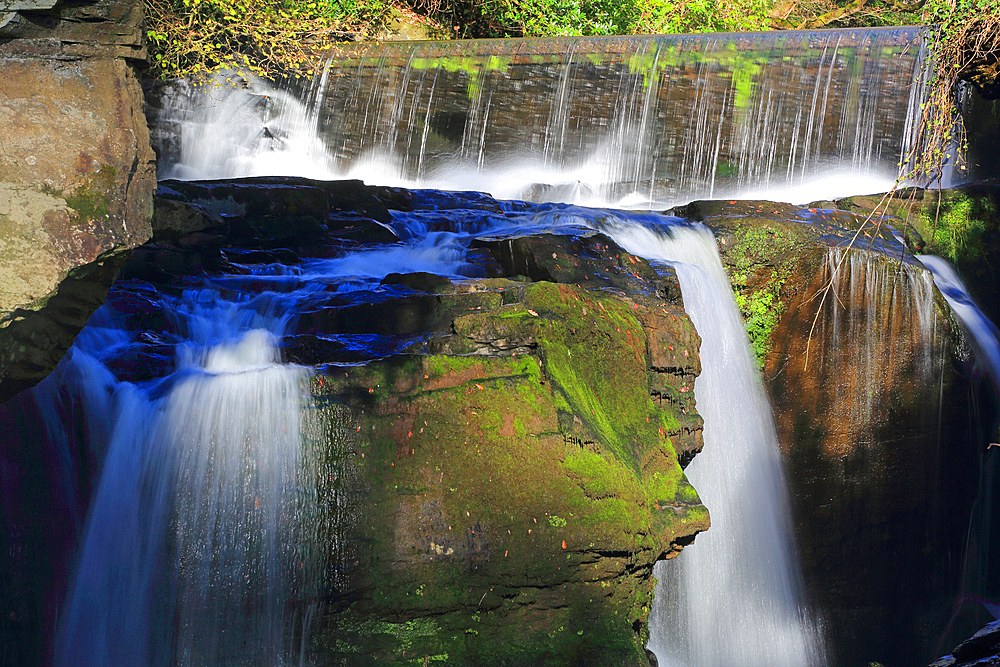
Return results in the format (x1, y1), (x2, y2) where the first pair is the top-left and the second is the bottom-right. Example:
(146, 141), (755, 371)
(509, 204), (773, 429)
(144, 0), (392, 79)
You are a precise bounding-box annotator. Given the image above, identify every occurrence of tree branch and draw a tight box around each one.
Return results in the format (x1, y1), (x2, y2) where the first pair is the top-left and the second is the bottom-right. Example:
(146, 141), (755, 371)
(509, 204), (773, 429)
(798, 0), (866, 28)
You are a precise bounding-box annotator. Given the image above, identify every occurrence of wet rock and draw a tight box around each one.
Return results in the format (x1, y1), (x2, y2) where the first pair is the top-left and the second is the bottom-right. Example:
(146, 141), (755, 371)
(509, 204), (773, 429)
(472, 231), (683, 304)
(380, 271), (453, 293)
(157, 177), (401, 245)
(834, 185), (1000, 326)
(953, 620), (1000, 663)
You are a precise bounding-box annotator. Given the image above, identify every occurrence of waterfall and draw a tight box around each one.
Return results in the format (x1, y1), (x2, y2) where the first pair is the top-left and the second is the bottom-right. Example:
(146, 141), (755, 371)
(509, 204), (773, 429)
(150, 28), (927, 208)
(919, 255), (1000, 394)
(39, 207), (495, 665)
(919, 254), (1000, 639)
(604, 222), (825, 666)
(11, 25), (961, 666)
(49, 276), (329, 665)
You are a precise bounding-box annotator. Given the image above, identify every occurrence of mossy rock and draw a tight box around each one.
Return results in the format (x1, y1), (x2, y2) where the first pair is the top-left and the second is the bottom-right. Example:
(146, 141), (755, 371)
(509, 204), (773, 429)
(309, 280), (707, 666)
(670, 199), (825, 369)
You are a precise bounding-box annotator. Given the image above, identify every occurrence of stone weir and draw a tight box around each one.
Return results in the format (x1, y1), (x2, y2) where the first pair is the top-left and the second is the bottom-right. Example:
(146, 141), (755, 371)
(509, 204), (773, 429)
(152, 27), (927, 207)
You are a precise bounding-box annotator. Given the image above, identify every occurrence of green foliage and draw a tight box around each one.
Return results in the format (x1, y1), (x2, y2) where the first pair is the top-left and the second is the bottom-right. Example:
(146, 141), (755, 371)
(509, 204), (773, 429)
(902, 0), (1000, 187)
(734, 287), (782, 366)
(412, 0), (772, 39)
(920, 192), (996, 263)
(144, 0), (392, 79)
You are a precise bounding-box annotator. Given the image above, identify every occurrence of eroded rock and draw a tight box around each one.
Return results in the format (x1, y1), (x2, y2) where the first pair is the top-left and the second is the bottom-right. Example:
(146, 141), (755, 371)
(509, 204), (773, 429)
(0, 0), (155, 401)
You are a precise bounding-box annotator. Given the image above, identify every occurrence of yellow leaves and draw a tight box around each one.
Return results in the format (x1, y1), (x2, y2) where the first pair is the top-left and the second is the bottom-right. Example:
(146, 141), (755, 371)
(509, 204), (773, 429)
(143, 0), (383, 80)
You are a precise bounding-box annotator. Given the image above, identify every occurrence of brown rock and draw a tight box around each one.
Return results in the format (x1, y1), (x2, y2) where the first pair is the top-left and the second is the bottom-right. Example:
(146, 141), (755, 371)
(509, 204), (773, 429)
(0, 0), (155, 401)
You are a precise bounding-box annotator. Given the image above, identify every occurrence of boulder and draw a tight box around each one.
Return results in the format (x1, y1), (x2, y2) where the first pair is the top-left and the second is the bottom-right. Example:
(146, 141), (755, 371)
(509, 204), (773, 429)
(0, 0), (155, 401)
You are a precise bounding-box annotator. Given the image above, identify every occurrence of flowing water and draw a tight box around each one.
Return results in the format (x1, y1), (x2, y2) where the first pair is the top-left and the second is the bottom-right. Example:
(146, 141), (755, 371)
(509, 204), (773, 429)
(607, 224), (824, 666)
(49, 282), (327, 666)
(920, 255), (1000, 394)
(151, 28), (927, 207)
(12, 26), (989, 667)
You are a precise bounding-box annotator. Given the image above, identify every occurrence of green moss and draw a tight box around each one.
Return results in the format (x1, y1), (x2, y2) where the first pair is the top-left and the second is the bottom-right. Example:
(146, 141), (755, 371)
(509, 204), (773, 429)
(409, 55), (510, 99)
(920, 191), (995, 264)
(525, 282), (677, 467)
(725, 223), (799, 368)
(64, 165), (117, 224)
(311, 281), (708, 666)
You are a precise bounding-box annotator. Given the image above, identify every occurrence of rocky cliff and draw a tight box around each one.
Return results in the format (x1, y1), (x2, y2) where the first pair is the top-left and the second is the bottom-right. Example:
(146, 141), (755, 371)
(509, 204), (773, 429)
(0, 0), (155, 401)
(677, 197), (985, 666)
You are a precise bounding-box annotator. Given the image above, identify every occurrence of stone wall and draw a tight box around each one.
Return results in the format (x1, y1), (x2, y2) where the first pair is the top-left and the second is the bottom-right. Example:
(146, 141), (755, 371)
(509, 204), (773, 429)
(0, 0), (154, 401)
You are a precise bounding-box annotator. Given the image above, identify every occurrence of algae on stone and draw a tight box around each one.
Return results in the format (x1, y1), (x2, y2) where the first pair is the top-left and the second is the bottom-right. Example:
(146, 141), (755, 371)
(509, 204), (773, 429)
(310, 275), (708, 666)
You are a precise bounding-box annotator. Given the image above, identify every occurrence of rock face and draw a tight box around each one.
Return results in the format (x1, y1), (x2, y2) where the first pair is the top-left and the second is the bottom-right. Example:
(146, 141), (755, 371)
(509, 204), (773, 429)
(676, 198), (984, 666)
(94, 177), (709, 665)
(831, 186), (1000, 325)
(0, 0), (155, 401)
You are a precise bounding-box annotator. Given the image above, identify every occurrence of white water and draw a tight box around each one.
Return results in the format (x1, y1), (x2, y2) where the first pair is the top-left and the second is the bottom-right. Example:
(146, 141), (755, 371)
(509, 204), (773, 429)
(154, 32), (919, 210)
(52, 286), (326, 666)
(47, 217), (490, 664)
(604, 223), (825, 666)
(919, 255), (1000, 395)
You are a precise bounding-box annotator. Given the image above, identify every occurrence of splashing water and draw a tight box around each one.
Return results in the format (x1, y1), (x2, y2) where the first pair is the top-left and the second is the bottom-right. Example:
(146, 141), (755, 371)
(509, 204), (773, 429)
(151, 28), (926, 208)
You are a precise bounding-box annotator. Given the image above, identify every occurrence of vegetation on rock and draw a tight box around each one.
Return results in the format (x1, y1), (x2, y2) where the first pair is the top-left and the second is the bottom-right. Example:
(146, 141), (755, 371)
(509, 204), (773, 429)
(904, 0), (1000, 189)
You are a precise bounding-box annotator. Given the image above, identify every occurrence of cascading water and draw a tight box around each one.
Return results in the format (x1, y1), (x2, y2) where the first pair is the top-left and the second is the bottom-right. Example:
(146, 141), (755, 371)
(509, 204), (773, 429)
(13, 24), (987, 667)
(920, 255), (1000, 393)
(33, 208), (488, 665)
(604, 223), (824, 666)
(49, 286), (327, 666)
(150, 28), (927, 208)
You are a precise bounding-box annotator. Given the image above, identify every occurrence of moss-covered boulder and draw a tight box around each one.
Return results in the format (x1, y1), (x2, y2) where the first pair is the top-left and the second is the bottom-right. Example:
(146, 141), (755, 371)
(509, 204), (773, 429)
(307, 281), (706, 666)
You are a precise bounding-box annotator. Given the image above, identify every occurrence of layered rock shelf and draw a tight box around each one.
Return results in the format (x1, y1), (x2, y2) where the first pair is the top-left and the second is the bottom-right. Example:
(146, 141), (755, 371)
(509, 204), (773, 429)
(0, 0), (155, 401)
